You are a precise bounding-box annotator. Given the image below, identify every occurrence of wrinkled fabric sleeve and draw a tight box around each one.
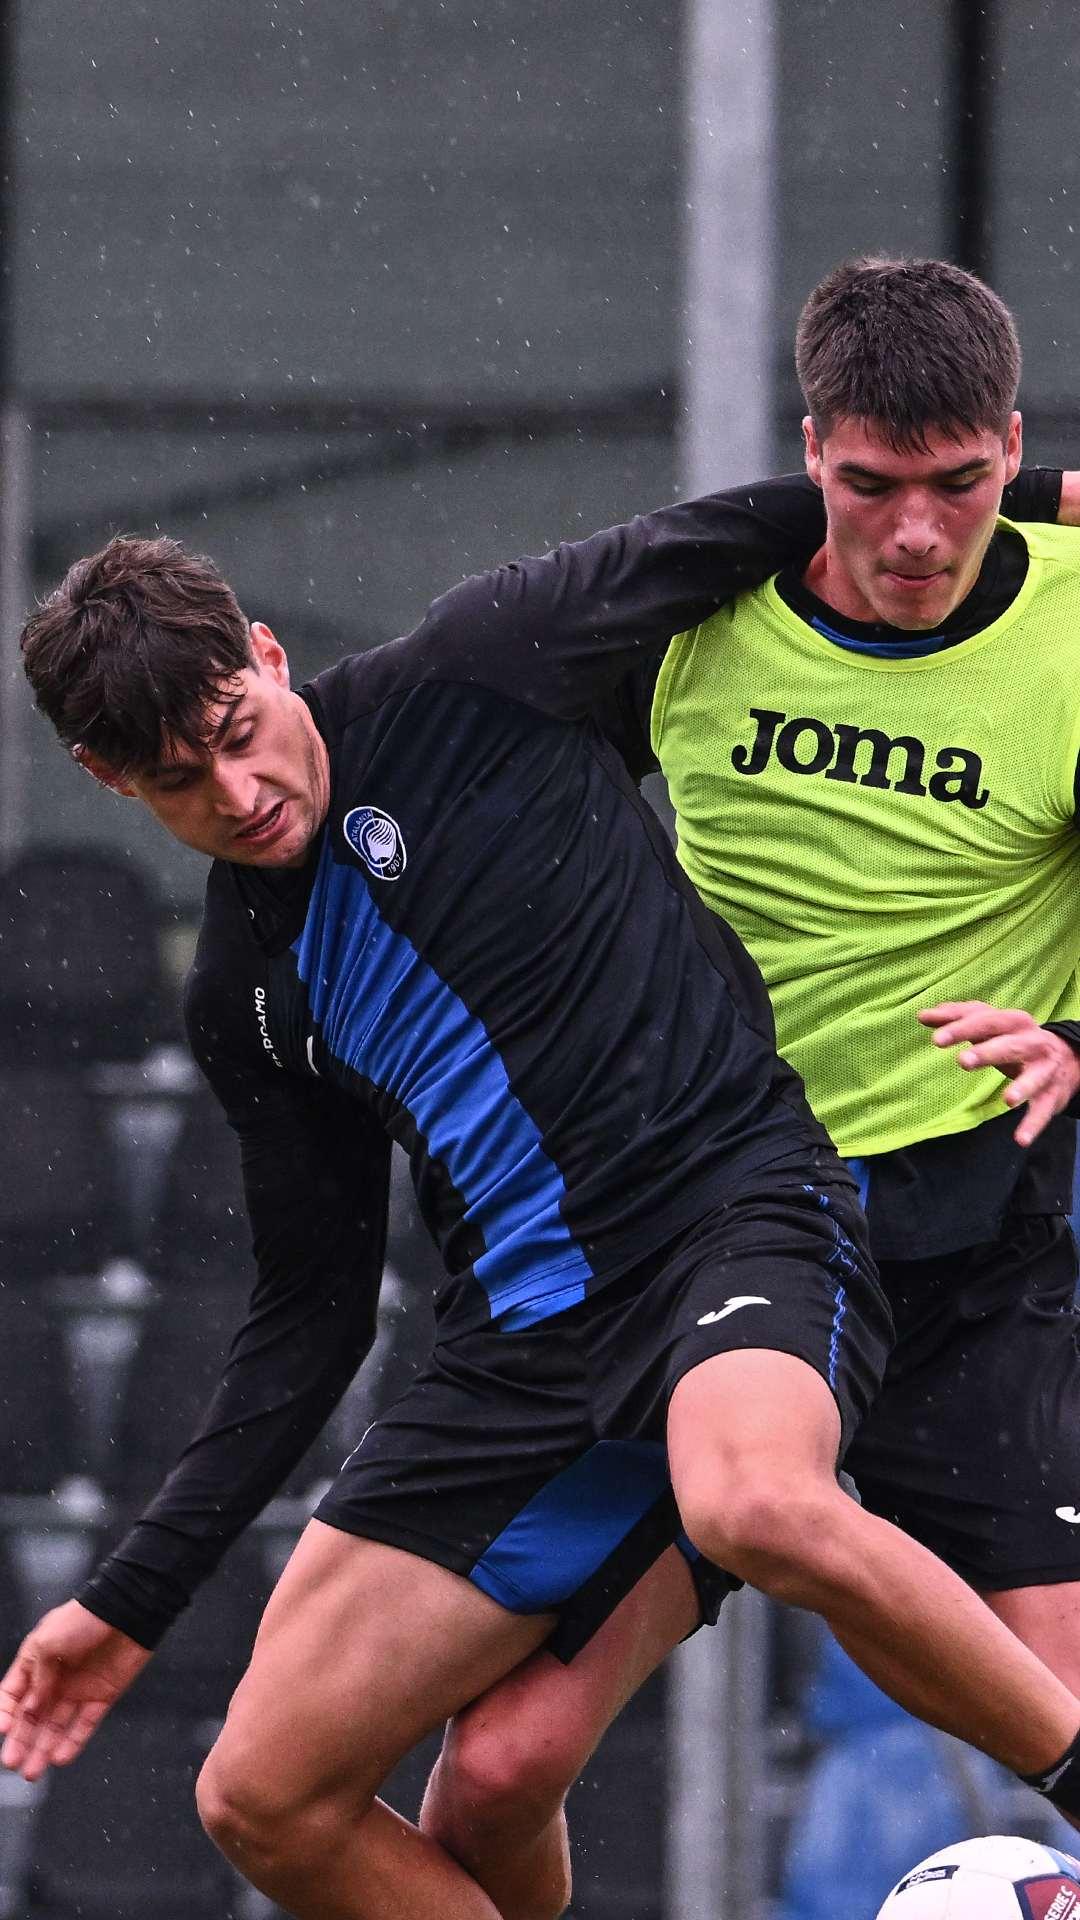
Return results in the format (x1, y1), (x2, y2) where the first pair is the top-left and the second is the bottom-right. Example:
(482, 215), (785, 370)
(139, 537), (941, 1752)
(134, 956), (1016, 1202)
(77, 954), (390, 1649)
(406, 475), (828, 722)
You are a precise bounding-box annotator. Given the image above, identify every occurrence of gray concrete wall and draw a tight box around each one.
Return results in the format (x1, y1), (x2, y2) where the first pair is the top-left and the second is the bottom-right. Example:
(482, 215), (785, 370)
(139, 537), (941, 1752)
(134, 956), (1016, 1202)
(11, 0), (1080, 908)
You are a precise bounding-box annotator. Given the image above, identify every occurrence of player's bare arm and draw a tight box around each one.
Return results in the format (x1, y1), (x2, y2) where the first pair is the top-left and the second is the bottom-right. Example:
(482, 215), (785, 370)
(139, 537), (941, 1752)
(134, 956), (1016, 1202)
(919, 1000), (1080, 1148)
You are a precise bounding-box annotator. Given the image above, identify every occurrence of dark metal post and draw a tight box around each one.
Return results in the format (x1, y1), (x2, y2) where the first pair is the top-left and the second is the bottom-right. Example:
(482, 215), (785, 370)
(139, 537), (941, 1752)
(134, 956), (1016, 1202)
(949, 0), (995, 278)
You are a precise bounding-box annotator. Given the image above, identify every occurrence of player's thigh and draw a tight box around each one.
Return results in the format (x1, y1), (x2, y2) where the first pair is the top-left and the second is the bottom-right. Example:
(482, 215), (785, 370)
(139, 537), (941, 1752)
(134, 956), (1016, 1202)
(658, 1175), (890, 1520)
(668, 1349), (842, 1517)
(443, 1543), (699, 1797)
(211, 1518), (554, 1811)
(983, 1582), (1080, 1697)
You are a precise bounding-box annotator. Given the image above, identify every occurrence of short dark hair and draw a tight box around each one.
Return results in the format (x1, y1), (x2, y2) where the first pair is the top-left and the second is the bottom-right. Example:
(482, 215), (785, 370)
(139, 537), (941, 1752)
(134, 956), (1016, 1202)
(21, 534), (253, 777)
(794, 256), (1022, 451)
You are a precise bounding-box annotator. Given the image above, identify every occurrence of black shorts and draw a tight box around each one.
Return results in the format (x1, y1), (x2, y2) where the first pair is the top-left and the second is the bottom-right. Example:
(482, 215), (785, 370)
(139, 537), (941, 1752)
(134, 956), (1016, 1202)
(315, 1172), (891, 1658)
(846, 1214), (1080, 1590)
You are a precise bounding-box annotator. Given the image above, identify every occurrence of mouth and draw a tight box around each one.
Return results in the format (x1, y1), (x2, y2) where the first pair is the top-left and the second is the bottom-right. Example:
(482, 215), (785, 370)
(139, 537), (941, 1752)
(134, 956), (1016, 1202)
(882, 568), (948, 591)
(235, 800), (287, 847)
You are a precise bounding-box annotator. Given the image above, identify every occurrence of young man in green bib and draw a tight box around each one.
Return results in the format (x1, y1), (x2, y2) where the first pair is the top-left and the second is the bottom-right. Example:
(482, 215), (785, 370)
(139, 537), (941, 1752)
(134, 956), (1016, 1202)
(412, 259), (1080, 1918)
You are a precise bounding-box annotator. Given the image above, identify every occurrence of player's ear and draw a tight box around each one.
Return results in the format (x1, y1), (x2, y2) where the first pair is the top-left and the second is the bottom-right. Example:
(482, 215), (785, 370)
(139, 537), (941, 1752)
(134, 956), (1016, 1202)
(250, 621), (291, 688)
(72, 744), (137, 796)
(803, 416), (824, 488)
(1003, 410), (1022, 484)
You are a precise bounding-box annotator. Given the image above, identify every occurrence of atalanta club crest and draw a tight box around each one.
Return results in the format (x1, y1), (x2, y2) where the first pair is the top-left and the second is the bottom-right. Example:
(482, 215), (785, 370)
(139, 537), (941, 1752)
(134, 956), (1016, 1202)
(343, 806), (407, 881)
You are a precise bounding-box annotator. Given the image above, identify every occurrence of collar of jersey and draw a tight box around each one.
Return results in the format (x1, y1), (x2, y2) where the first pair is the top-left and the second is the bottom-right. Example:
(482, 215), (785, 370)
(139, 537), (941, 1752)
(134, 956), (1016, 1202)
(806, 618), (955, 658)
(760, 518), (1041, 671)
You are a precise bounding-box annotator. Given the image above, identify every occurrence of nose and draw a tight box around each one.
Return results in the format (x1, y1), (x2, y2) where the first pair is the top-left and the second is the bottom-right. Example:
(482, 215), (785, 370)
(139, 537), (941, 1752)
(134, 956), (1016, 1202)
(893, 494), (939, 558)
(209, 755), (260, 818)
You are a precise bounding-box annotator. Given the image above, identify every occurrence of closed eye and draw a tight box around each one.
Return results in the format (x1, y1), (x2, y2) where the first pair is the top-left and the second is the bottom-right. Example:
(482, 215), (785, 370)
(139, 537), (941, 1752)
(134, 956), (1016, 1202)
(153, 767), (198, 793)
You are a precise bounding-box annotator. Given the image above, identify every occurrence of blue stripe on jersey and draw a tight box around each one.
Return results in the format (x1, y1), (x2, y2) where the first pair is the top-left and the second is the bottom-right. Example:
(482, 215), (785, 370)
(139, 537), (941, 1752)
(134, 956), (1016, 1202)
(293, 848), (594, 1320)
(469, 1439), (670, 1611)
(1047, 1847), (1080, 1878)
(810, 615), (954, 659)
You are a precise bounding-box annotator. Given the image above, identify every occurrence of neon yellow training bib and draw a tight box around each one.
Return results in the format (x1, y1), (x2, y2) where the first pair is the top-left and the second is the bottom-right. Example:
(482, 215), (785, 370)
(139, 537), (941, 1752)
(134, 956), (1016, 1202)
(652, 519), (1080, 1156)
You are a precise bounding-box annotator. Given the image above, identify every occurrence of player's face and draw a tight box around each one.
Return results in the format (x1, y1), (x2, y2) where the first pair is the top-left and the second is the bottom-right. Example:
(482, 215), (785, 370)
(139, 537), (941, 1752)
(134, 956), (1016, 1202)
(803, 412), (1022, 631)
(119, 625), (331, 866)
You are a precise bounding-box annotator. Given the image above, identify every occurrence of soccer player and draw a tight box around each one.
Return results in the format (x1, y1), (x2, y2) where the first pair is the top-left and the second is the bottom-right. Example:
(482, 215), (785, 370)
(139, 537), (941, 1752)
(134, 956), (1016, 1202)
(3, 485), (1080, 1920)
(412, 259), (1080, 1920)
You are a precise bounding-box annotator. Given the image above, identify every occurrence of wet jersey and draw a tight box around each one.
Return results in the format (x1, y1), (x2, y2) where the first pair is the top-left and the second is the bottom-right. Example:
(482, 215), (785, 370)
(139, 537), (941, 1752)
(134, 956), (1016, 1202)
(79, 475), (848, 1648)
(653, 517), (1080, 1157)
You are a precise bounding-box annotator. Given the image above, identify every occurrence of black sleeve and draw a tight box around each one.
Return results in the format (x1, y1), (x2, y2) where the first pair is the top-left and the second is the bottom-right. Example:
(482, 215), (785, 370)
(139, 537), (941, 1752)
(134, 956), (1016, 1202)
(411, 474), (828, 720)
(395, 469), (1062, 740)
(1002, 467), (1063, 523)
(77, 954), (390, 1650)
(588, 656), (664, 779)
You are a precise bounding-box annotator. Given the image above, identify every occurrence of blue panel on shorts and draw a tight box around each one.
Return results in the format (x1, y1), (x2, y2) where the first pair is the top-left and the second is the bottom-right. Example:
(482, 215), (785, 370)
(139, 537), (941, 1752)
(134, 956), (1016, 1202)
(293, 847), (594, 1321)
(469, 1439), (670, 1612)
(845, 1156), (870, 1210)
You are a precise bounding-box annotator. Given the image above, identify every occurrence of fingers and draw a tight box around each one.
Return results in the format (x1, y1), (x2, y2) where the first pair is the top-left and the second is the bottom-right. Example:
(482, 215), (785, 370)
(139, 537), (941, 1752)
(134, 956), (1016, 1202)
(1011, 1095), (1056, 1150)
(951, 1033), (1042, 1075)
(918, 1002), (1033, 1046)
(0, 1652), (33, 1730)
(0, 1653), (53, 1746)
(917, 1003), (1080, 1146)
(3, 1698), (84, 1784)
(1, 1650), (64, 1780)
(0, 1683), (111, 1783)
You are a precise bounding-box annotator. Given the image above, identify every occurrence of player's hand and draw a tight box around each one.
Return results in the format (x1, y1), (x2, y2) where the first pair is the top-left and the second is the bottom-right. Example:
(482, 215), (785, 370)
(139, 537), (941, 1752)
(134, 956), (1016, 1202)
(918, 1000), (1080, 1148)
(0, 1600), (152, 1781)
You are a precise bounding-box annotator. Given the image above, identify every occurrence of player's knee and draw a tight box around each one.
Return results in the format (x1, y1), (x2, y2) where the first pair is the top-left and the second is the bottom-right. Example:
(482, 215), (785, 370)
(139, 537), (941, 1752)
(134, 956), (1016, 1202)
(440, 1701), (575, 1834)
(197, 1744), (282, 1869)
(679, 1472), (842, 1604)
(197, 1745), (263, 1865)
(196, 1741), (343, 1879)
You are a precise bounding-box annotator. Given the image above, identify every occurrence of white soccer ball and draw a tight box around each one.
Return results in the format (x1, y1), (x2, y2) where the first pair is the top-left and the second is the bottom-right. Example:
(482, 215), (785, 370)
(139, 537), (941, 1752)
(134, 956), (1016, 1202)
(876, 1835), (1080, 1920)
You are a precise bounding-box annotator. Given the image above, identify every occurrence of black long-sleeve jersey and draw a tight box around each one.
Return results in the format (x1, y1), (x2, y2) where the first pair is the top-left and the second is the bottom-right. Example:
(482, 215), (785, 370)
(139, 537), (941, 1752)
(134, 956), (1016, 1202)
(78, 467), (1061, 1647)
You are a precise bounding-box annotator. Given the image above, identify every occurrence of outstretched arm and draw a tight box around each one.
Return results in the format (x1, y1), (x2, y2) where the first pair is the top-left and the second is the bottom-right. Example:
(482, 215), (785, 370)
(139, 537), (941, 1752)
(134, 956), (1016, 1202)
(407, 475), (829, 720)
(1, 923), (390, 1780)
(1, 1083), (387, 1779)
(404, 465), (1066, 729)
(0, 1074), (388, 1781)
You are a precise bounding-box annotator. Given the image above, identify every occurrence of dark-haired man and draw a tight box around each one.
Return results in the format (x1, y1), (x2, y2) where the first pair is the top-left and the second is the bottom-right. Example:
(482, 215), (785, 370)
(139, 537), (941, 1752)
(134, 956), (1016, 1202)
(414, 259), (1080, 1920)
(5, 464), (1080, 1920)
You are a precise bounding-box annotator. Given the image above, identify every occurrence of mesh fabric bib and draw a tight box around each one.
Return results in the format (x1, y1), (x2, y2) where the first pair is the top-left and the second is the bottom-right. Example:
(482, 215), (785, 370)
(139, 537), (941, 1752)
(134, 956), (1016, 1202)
(652, 520), (1080, 1155)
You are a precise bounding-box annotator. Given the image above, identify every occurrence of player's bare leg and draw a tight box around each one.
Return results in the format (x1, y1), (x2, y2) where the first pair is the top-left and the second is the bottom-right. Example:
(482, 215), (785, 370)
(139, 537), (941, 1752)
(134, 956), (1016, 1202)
(195, 1519), (555, 1920)
(421, 1545), (699, 1920)
(667, 1348), (1080, 1776)
(984, 1582), (1080, 1699)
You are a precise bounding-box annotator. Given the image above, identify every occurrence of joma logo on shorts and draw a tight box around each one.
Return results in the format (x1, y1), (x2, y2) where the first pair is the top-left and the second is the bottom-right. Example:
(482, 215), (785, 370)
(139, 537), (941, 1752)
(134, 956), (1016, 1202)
(731, 708), (989, 809)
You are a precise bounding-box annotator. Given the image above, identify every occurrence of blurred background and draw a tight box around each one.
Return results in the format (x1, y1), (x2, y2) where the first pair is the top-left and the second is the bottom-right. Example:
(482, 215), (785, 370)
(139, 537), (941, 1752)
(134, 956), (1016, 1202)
(2, 1), (1080, 1915)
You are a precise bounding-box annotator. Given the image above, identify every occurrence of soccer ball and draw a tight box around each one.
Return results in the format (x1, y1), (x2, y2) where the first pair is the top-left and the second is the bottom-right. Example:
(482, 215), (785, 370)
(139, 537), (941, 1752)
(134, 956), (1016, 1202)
(876, 1835), (1080, 1919)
